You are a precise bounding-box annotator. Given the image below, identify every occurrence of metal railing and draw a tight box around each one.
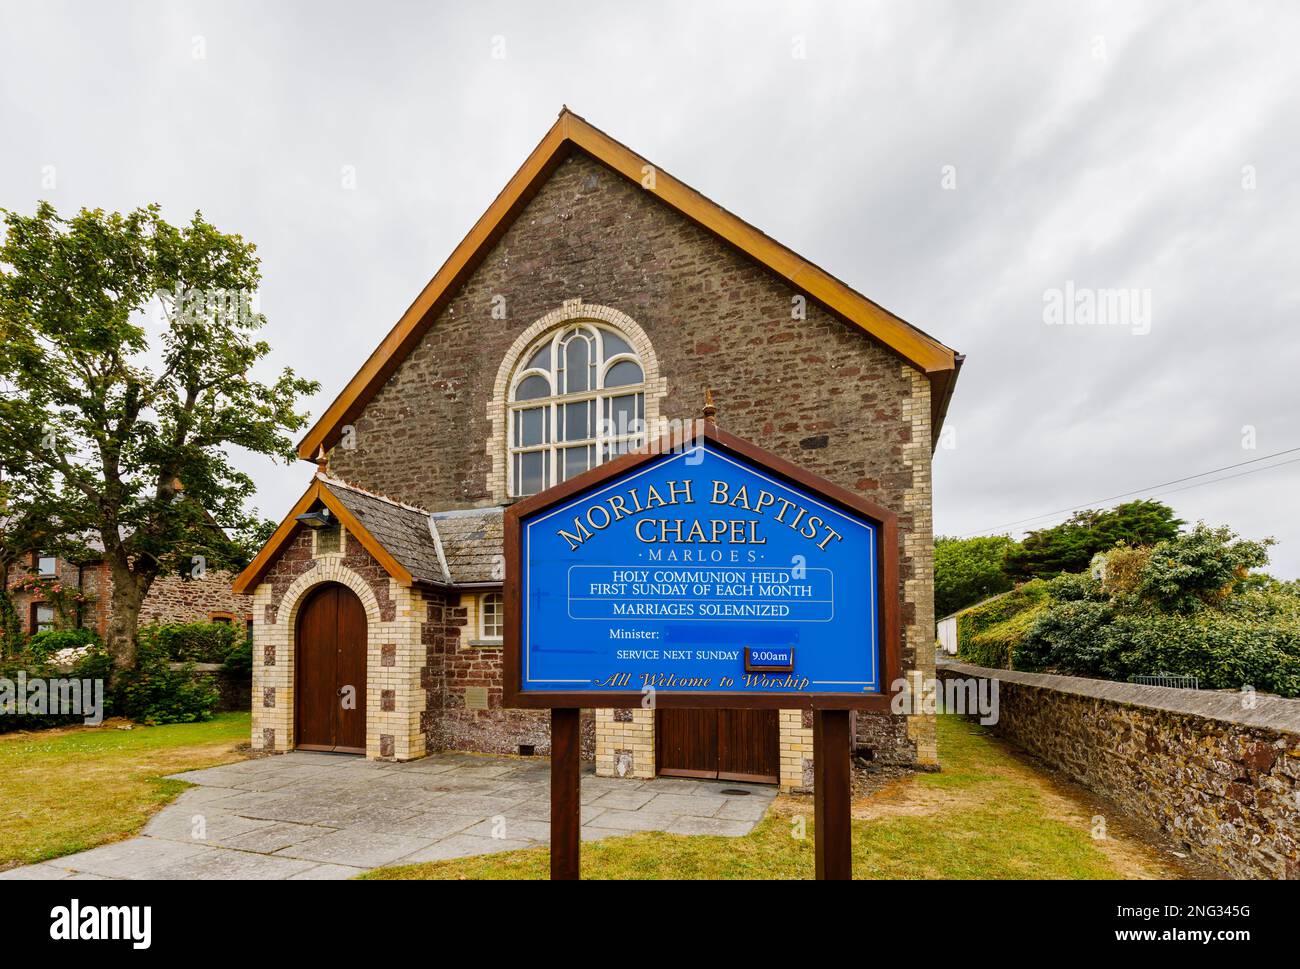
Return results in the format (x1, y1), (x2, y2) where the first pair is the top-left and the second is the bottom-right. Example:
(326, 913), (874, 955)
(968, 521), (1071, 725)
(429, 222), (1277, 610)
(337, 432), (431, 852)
(1131, 673), (1200, 690)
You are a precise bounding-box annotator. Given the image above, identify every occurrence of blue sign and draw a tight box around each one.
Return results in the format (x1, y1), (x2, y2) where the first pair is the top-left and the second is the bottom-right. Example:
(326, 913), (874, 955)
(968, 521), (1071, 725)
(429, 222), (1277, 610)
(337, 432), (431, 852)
(517, 439), (882, 696)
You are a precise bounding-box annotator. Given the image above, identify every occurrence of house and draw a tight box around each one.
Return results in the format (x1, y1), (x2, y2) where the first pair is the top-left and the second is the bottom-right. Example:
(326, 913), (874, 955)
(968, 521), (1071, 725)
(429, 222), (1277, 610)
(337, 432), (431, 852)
(4, 546), (251, 640)
(235, 109), (962, 789)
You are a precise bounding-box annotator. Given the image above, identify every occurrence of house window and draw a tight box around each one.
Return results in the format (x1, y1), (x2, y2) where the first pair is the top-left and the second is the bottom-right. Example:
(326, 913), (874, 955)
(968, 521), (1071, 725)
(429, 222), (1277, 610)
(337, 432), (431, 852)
(36, 554), (57, 577)
(508, 323), (646, 496)
(480, 592), (504, 640)
(31, 603), (54, 634)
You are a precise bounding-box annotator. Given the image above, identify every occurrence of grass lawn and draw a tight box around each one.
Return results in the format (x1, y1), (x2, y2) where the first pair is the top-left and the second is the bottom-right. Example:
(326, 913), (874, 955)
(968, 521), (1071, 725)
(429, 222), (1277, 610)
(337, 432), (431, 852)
(364, 715), (1178, 880)
(0, 713), (251, 869)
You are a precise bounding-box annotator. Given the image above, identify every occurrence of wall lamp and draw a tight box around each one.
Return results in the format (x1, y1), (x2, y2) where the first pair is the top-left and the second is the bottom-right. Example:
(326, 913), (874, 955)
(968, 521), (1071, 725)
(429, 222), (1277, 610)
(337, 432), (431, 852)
(295, 507), (333, 529)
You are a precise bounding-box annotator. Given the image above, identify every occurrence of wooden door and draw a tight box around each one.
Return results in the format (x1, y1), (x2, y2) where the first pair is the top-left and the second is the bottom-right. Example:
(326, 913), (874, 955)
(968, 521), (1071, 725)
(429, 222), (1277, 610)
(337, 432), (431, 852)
(655, 709), (718, 778)
(656, 708), (779, 784)
(295, 583), (367, 754)
(717, 710), (781, 783)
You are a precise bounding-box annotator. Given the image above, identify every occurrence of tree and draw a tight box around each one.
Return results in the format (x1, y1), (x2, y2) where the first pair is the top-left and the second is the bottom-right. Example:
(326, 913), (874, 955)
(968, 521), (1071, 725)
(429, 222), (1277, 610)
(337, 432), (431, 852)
(0, 202), (317, 672)
(934, 534), (1016, 618)
(1004, 499), (1183, 579)
(1132, 523), (1273, 614)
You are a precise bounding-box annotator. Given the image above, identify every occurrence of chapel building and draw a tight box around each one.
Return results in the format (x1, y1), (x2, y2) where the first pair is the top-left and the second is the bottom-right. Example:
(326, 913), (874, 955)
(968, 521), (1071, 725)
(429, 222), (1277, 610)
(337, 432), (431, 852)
(235, 109), (961, 789)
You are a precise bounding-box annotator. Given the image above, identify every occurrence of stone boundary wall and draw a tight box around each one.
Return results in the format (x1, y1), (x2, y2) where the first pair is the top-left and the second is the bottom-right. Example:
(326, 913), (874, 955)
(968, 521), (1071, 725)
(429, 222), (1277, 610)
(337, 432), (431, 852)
(936, 662), (1300, 880)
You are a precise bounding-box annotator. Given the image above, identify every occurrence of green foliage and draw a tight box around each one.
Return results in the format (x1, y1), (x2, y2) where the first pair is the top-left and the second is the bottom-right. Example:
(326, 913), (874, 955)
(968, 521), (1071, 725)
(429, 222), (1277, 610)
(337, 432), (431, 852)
(963, 603), (1049, 670)
(222, 635), (253, 677)
(1004, 500), (1183, 579)
(0, 201), (319, 668)
(962, 524), (1300, 697)
(25, 627), (101, 661)
(0, 645), (113, 733)
(934, 535), (1016, 618)
(116, 634), (219, 725)
(1126, 524), (1272, 614)
(1016, 595), (1115, 675)
(955, 581), (1050, 668)
(1102, 609), (1300, 696)
(0, 444), (87, 656)
(138, 621), (240, 664)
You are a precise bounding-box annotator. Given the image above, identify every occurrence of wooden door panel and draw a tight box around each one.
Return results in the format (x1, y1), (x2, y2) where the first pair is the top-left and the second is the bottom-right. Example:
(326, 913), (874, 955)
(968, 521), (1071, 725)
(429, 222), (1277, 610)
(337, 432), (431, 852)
(296, 585), (338, 749)
(717, 709), (780, 783)
(295, 583), (367, 754)
(334, 586), (367, 753)
(656, 708), (718, 778)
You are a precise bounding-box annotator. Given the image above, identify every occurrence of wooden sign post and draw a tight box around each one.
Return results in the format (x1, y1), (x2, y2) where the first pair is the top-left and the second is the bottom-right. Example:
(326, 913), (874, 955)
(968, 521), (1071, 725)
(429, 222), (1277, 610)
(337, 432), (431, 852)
(813, 710), (852, 879)
(550, 708), (581, 880)
(504, 422), (898, 880)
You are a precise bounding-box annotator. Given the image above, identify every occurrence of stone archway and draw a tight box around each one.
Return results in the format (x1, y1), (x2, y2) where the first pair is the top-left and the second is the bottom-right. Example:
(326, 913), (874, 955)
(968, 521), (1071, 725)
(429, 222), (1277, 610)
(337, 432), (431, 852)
(276, 562), (385, 754)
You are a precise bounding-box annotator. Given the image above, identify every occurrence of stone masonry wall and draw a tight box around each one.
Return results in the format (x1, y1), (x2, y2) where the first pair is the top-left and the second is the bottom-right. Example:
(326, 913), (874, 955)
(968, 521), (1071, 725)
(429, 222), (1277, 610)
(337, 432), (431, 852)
(937, 663), (1300, 880)
(326, 150), (937, 767)
(5, 557), (248, 636)
(140, 570), (250, 626)
(4, 558), (106, 635)
(423, 590), (581, 757)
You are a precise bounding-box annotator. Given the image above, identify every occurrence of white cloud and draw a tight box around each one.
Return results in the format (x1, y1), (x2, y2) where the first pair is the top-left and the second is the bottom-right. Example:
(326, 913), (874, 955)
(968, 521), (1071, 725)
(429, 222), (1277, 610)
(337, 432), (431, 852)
(2, 0), (1297, 574)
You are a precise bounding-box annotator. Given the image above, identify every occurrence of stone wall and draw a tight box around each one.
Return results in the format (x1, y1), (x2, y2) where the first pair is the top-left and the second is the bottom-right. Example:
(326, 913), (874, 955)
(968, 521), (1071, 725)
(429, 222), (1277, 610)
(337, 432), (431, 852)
(4, 556), (248, 637)
(937, 662), (1300, 880)
(140, 570), (250, 626)
(325, 149), (938, 766)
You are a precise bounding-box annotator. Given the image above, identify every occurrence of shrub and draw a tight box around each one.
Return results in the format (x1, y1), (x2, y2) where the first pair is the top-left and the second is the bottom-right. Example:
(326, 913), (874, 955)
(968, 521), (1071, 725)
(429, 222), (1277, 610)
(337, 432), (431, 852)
(222, 635), (252, 677)
(25, 627), (101, 661)
(139, 621), (240, 664)
(1017, 599), (1115, 675)
(954, 523), (1300, 696)
(0, 644), (113, 733)
(1132, 525), (1272, 614)
(1103, 610), (1300, 696)
(116, 635), (219, 725)
(964, 602), (1048, 669)
(956, 580), (1050, 667)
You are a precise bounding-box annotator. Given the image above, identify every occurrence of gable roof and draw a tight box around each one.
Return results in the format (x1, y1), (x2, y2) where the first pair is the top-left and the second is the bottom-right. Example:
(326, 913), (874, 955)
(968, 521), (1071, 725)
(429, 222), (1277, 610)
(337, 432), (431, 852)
(296, 108), (962, 462)
(233, 476), (434, 593)
(323, 478), (446, 586)
(231, 475), (506, 594)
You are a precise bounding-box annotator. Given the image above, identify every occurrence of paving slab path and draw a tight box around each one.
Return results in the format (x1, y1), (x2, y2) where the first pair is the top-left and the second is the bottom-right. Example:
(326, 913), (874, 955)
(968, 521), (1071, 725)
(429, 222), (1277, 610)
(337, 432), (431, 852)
(0, 751), (777, 880)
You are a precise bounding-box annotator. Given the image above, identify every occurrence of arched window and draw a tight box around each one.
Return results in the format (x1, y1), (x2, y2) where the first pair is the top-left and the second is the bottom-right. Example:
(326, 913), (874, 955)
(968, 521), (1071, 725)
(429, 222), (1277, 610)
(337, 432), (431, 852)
(508, 322), (646, 496)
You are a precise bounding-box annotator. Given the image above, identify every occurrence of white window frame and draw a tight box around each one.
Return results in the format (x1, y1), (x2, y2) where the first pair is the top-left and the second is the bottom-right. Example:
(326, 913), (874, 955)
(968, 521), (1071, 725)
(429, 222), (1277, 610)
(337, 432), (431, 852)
(33, 603), (55, 634)
(480, 592), (504, 641)
(37, 554), (57, 577)
(507, 323), (646, 497)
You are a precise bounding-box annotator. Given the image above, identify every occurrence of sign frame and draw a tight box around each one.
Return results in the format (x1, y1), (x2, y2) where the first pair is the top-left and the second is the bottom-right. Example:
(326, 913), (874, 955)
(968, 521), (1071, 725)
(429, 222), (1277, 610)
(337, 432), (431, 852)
(503, 421), (900, 713)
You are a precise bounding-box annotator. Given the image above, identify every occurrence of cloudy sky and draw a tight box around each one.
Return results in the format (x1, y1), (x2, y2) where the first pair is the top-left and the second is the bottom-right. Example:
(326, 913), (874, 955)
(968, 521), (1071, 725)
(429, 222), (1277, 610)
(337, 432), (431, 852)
(2, 1), (1298, 574)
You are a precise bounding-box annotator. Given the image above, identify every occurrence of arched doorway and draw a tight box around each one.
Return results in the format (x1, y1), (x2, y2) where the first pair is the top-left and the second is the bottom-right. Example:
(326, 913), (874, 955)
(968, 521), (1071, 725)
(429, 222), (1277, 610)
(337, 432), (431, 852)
(295, 582), (367, 753)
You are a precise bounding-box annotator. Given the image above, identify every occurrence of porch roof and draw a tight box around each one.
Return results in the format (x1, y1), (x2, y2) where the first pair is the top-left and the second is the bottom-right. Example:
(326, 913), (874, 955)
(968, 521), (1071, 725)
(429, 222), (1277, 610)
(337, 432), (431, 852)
(232, 475), (505, 594)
